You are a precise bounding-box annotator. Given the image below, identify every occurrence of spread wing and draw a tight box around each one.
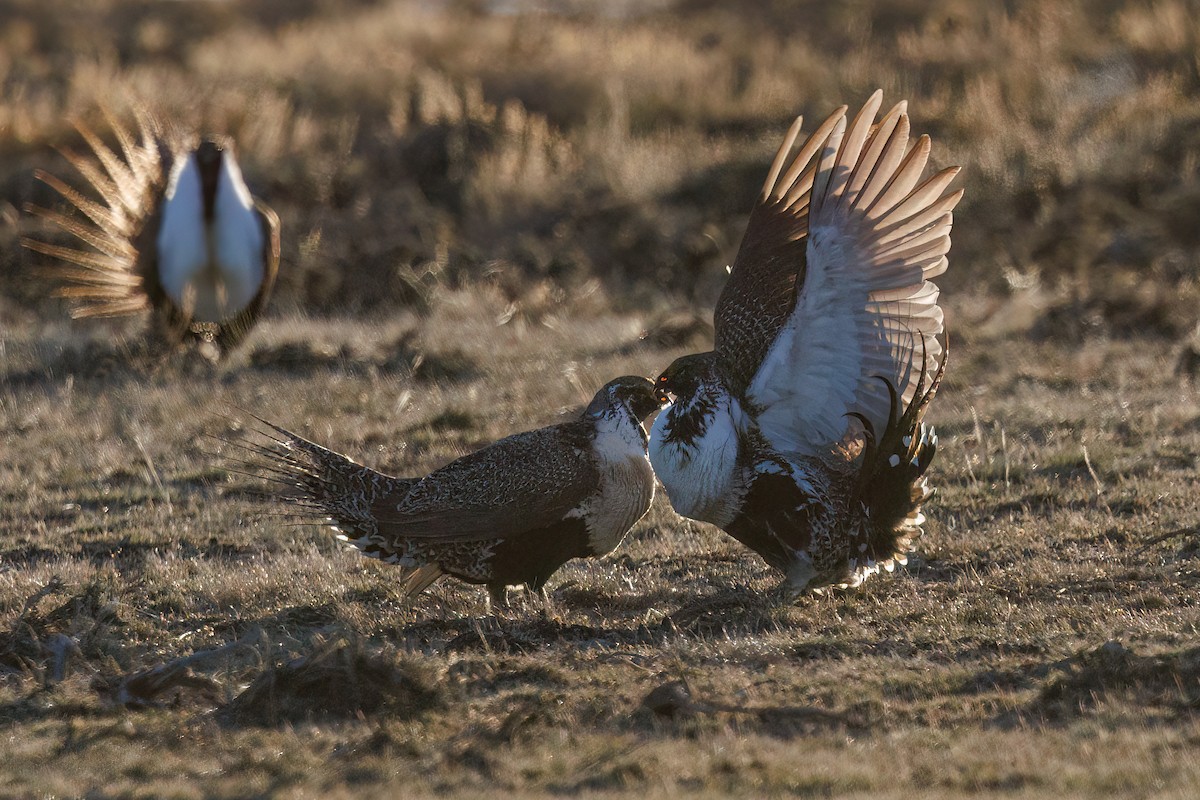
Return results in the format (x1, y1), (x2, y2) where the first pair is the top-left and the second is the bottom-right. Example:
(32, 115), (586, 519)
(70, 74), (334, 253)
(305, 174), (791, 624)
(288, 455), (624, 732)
(713, 108), (848, 395)
(743, 91), (962, 454)
(371, 422), (600, 543)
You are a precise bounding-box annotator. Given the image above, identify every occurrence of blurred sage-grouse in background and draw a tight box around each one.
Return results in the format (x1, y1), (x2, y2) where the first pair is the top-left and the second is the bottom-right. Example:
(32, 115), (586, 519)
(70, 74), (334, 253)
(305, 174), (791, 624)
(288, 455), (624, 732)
(22, 114), (280, 357)
(238, 376), (664, 607)
(649, 90), (960, 598)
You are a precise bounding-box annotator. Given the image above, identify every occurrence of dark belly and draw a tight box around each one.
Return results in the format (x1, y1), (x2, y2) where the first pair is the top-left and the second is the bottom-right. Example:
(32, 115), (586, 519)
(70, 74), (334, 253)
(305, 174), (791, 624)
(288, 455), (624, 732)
(443, 516), (593, 591)
(724, 471), (818, 573)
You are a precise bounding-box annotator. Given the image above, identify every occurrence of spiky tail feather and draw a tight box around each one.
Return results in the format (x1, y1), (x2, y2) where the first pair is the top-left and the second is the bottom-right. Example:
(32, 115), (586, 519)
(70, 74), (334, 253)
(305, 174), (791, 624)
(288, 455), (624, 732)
(22, 112), (166, 319)
(229, 418), (439, 597)
(848, 340), (946, 581)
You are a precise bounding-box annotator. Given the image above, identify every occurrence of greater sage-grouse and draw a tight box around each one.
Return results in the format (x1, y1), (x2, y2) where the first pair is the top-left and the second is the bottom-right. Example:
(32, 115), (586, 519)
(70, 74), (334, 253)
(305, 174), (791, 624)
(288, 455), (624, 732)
(241, 376), (664, 606)
(23, 115), (280, 356)
(648, 91), (960, 597)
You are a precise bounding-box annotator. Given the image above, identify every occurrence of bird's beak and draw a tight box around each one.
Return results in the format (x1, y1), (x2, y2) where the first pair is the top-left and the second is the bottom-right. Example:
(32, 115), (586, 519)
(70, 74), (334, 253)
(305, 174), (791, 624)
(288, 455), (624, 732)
(654, 374), (672, 406)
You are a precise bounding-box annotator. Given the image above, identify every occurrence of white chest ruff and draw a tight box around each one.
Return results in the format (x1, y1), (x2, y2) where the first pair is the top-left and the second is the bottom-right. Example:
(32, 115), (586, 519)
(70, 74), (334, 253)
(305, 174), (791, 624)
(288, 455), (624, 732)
(649, 394), (744, 527)
(156, 153), (265, 323)
(573, 415), (655, 554)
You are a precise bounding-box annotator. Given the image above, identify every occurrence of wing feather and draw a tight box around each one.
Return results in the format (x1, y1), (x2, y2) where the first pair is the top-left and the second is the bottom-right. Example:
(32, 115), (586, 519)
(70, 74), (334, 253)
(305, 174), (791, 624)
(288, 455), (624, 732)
(865, 135), (932, 220)
(712, 104), (848, 393)
(744, 93), (960, 454)
(773, 108), (847, 202)
(806, 115), (847, 222)
(871, 193), (960, 245)
(760, 116), (804, 201)
(887, 166), (962, 222)
(827, 89), (882, 210)
(852, 111), (911, 212)
(845, 100), (906, 204)
(874, 218), (952, 257)
(371, 423), (600, 543)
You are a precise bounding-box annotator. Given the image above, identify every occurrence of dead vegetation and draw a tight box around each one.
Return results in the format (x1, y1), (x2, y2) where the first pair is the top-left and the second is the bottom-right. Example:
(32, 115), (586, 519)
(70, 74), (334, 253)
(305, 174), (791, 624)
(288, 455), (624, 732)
(3, 304), (1200, 796)
(3, 0), (1200, 336)
(2, 0), (1200, 797)
(222, 635), (443, 727)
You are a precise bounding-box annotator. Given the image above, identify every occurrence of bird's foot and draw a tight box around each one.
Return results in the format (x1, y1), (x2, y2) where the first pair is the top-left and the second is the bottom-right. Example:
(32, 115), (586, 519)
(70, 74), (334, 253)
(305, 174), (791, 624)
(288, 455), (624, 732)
(767, 579), (807, 607)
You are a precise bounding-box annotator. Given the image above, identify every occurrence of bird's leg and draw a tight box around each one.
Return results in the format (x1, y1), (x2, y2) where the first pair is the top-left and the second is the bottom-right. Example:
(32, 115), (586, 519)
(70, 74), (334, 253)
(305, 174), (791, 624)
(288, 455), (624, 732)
(486, 583), (509, 613)
(532, 584), (559, 621)
(775, 552), (819, 604)
(770, 562), (841, 605)
(768, 577), (807, 606)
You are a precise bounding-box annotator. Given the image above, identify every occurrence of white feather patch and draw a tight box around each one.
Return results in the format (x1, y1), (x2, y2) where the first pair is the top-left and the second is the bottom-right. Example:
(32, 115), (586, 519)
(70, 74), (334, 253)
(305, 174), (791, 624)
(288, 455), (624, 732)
(649, 391), (744, 527)
(583, 412), (656, 554)
(157, 150), (265, 322)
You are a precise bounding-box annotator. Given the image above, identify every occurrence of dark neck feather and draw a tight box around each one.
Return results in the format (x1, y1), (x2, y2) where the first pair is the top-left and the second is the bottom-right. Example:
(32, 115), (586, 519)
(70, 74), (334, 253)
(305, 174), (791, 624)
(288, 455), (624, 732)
(662, 392), (717, 446)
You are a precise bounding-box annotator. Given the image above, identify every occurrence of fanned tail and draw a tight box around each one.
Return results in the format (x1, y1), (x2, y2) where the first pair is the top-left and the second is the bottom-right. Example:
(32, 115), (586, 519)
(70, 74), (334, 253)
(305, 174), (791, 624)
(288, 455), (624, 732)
(22, 111), (166, 319)
(227, 417), (438, 598)
(847, 337), (947, 582)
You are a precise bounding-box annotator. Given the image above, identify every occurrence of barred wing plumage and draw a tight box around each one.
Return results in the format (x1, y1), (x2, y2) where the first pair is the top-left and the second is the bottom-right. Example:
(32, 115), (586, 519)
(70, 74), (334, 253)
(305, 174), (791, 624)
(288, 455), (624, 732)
(737, 90), (961, 455)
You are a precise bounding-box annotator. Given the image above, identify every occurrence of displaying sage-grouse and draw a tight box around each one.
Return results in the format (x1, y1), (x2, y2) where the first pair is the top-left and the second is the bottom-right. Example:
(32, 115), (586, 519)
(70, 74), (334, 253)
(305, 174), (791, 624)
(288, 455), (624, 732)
(649, 90), (961, 597)
(240, 376), (664, 606)
(22, 114), (280, 356)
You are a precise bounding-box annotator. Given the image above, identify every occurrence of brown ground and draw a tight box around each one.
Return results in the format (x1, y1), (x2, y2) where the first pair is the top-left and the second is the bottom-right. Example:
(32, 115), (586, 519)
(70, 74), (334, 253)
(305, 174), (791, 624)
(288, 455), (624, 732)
(2, 1), (1200, 797)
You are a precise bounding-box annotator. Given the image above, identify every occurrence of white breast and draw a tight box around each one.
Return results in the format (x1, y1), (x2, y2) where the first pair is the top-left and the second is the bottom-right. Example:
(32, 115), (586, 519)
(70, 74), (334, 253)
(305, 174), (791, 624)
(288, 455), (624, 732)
(648, 391), (744, 527)
(157, 152), (265, 323)
(578, 414), (655, 554)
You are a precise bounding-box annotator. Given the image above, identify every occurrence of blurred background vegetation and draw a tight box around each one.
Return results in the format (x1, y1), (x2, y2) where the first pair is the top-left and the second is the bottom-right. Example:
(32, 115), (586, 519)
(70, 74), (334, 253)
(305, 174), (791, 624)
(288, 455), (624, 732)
(1, 0), (1198, 340)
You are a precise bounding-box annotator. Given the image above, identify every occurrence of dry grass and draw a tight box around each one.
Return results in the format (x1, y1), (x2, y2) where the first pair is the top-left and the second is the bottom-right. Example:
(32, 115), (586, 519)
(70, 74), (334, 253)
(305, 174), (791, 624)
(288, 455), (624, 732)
(2, 0), (1200, 797)
(3, 0), (1200, 329)
(3, 297), (1200, 797)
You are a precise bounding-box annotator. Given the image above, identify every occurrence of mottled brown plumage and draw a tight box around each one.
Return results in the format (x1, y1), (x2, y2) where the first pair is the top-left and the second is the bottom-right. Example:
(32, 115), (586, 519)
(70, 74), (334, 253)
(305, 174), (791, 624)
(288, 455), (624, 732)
(234, 376), (664, 607)
(713, 110), (849, 395)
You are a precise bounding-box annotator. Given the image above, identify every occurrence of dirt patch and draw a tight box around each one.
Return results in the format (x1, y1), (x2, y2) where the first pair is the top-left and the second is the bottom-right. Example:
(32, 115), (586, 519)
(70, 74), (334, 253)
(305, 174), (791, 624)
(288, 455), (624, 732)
(222, 637), (444, 726)
(1029, 641), (1200, 723)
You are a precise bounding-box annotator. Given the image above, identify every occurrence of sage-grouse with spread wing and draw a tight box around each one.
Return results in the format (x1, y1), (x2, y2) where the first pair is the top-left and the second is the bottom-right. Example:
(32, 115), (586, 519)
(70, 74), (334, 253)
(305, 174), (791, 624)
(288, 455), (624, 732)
(241, 376), (664, 606)
(23, 114), (279, 356)
(648, 91), (960, 597)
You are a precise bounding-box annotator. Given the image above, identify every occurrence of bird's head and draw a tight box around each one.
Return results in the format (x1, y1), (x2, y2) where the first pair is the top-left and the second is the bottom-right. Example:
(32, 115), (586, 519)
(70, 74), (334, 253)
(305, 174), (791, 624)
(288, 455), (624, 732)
(654, 352), (719, 406)
(585, 376), (666, 422)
